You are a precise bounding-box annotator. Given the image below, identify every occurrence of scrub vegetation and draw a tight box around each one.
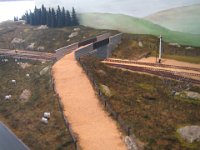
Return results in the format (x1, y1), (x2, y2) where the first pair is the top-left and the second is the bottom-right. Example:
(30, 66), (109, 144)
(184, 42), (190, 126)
(0, 59), (75, 150)
(81, 56), (200, 149)
(0, 21), (117, 52)
(112, 34), (200, 63)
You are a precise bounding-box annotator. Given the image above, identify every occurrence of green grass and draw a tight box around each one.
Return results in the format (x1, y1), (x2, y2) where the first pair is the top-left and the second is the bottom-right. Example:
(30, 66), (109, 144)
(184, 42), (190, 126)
(162, 55), (200, 64)
(150, 50), (200, 64)
(144, 4), (200, 34)
(81, 56), (200, 149)
(0, 59), (75, 150)
(79, 13), (200, 47)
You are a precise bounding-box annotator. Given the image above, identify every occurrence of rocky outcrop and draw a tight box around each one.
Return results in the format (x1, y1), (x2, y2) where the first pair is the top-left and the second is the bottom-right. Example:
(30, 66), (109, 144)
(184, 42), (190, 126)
(11, 38), (25, 44)
(40, 66), (50, 76)
(177, 125), (200, 143)
(20, 89), (31, 102)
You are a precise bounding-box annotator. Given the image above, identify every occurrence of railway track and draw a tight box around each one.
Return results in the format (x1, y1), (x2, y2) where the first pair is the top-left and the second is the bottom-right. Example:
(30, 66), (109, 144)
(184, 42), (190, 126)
(106, 63), (200, 85)
(0, 49), (56, 61)
(105, 58), (200, 72)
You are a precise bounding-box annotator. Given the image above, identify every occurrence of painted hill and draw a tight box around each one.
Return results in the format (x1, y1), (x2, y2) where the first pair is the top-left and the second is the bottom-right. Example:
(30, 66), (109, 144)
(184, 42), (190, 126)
(79, 13), (200, 47)
(144, 4), (200, 34)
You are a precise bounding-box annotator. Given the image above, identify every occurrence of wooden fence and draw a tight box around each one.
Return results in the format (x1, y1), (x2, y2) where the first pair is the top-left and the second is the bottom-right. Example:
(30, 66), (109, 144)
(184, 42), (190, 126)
(78, 58), (132, 136)
(50, 69), (79, 150)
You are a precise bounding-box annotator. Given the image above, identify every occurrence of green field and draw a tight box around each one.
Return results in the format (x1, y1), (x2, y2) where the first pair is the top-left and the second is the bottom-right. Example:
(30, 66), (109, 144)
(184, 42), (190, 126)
(0, 59), (75, 150)
(145, 4), (200, 34)
(81, 56), (200, 150)
(79, 13), (200, 47)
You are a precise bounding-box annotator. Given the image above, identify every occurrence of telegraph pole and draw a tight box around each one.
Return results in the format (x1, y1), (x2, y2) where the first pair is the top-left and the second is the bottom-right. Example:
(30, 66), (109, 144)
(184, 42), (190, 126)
(158, 35), (162, 63)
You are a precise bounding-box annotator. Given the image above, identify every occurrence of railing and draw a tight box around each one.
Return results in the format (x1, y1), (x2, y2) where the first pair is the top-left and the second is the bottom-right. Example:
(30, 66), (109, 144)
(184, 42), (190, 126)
(50, 69), (79, 150)
(78, 58), (132, 136)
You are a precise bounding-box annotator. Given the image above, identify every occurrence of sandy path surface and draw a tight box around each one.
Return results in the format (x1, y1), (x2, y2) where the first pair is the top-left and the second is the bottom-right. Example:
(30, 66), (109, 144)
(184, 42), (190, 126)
(52, 53), (126, 150)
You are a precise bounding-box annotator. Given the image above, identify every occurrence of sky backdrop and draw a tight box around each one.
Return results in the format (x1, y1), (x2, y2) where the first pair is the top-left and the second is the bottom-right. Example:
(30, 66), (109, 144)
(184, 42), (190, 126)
(35, 0), (200, 17)
(0, 0), (200, 22)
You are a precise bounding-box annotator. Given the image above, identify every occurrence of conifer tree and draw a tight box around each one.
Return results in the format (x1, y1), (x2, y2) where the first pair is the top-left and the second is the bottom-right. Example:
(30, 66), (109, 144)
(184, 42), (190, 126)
(47, 8), (52, 27)
(38, 8), (42, 25)
(14, 16), (18, 22)
(30, 12), (35, 25)
(51, 8), (56, 27)
(61, 7), (66, 26)
(66, 10), (71, 26)
(41, 4), (47, 25)
(71, 7), (79, 26)
(56, 6), (62, 27)
(25, 11), (30, 24)
(20, 4), (79, 28)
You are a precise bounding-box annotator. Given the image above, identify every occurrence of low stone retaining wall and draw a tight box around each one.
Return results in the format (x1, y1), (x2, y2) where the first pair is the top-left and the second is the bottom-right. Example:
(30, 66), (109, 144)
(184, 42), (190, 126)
(55, 43), (79, 60)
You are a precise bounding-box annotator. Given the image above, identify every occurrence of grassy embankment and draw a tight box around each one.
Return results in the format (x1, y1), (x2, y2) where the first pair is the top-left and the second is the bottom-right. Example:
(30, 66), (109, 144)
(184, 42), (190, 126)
(0, 59), (75, 150)
(111, 34), (200, 64)
(81, 57), (200, 150)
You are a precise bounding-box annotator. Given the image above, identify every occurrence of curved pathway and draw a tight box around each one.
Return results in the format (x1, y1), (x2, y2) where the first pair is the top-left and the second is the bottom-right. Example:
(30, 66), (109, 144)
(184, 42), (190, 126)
(52, 52), (126, 150)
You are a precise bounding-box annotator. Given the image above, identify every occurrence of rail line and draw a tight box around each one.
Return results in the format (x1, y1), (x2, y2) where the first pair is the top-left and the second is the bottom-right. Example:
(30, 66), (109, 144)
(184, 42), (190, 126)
(105, 58), (200, 72)
(106, 63), (200, 85)
(0, 49), (56, 61)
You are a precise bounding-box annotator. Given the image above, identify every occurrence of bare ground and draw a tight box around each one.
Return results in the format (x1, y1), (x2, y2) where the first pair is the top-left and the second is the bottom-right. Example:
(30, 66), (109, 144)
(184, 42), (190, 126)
(52, 53), (126, 150)
(104, 57), (200, 81)
(139, 57), (200, 69)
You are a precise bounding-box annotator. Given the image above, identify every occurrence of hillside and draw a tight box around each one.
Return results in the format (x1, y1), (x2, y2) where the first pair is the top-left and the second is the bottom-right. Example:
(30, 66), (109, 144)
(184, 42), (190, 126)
(79, 13), (200, 47)
(0, 60), (75, 149)
(111, 34), (200, 64)
(144, 4), (200, 34)
(35, 0), (200, 18)
(0, 21), (117, 52)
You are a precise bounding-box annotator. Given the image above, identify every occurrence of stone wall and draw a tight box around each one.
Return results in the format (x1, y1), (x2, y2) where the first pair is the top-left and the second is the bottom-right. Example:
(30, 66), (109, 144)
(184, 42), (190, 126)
(75, 33), (123, 60)
(108, 33), (123, 57)
(55, 43), (78, 60)
(75, 44), (94, 60)
(96, 45), (109, 59)
(55, 33), (122, 60)
(96, 33), (110, 42)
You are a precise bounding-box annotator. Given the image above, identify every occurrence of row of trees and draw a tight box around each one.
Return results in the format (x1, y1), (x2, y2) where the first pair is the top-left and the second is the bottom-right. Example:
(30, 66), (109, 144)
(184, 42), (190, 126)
(19, 5), (79, 28)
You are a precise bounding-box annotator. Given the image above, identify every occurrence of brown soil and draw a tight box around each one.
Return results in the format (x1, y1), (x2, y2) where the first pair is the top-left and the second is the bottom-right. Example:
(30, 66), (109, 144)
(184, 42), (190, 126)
(52, 53), (126, 150)
(104, 58), (200, 81)
(139, 57), (200, 69)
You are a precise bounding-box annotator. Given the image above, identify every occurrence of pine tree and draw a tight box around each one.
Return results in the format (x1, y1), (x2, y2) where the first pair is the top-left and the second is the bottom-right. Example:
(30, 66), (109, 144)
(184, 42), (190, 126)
(47, 8), (52, 27)
(30, 12), (35, 25)
(41, 4), (47, 25)
(56, 6), (62, 27)
(51, 8), (56, 27)
(66, 10), (71, 26)
(61, 7), (66, 26)
(14, 16), (18, 22)
(34, 6), (38, 25)
(71, 7), (79, 26)
(25, 11), (30, 24)
(38, 8), (42, 25)
(20, 5), (79, 28)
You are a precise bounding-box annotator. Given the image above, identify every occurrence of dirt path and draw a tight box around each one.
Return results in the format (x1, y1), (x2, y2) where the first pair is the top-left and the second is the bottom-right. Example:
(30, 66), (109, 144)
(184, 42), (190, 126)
(52, 53), (126, 150)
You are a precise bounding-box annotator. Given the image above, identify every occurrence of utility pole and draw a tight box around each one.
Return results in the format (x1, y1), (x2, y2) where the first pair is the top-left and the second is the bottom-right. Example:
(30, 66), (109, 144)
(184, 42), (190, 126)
(158, 35), (162, 63)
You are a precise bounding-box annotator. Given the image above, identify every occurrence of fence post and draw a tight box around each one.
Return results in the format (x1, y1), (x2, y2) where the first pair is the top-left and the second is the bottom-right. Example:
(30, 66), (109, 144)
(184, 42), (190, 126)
(75, 139), (77, 150)
(116, 112), (119, 120)
(128, 127), (131, 136)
